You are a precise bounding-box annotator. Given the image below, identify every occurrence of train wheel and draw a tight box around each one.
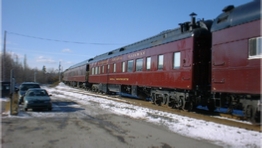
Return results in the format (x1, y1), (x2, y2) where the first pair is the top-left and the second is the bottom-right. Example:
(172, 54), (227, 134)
(156, 98), (163, 106)
(245, 105), (252, 119)
(173, 97), (183, 109)
(187, 101), (196, 112)
(207, 99), (216, 112)
(246, 105), (261, 124)
(252, 111), (261, 124)
(151, 94), (155, 104)
(159, 96), (167, 106)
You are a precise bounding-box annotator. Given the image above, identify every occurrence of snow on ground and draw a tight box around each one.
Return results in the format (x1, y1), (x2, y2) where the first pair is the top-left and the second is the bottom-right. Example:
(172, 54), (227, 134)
(1, 83), (261, 148)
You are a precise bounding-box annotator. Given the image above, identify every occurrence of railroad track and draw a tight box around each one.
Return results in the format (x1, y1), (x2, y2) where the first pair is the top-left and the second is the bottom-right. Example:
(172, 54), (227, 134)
(55, 87), (261, 132)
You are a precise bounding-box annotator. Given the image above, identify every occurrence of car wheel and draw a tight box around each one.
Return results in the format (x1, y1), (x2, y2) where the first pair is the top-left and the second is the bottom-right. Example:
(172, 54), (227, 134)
(24, 108), (28, 111)
(48, 107), (52, 111)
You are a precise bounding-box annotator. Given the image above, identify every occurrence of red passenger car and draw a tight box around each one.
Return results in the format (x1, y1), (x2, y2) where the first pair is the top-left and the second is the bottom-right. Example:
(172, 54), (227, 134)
(89, 14), (212, 109)
(63, 59), (90, 88)
(211, 0), (261, 122)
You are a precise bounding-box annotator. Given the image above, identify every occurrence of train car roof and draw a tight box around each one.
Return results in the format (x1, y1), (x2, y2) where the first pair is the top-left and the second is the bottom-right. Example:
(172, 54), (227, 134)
(90, 29), (186, 63)
(67, 26), (191, 68)
(211, 0), (261, 32)
(68, 59), (89, 70)
(89, 23), (206, 63)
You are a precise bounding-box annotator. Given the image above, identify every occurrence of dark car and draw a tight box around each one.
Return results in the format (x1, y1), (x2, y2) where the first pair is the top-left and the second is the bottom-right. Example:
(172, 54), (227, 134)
(18, 82), (41, 104)
(1, 81), (10, 98)
(23, 88), (52, 111)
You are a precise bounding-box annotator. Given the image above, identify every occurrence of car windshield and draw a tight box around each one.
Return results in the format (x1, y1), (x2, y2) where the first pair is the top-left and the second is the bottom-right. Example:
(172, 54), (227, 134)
(20, 84), (40, 91)
(27, 90), (48, 96)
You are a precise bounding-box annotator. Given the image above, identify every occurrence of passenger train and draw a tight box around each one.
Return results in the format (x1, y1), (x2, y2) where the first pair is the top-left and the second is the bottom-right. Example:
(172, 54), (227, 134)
(63, 0), (261, 123)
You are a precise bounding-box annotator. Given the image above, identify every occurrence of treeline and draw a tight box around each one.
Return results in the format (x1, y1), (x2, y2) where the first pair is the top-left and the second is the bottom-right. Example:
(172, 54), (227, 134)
(1, 52), (60, 84)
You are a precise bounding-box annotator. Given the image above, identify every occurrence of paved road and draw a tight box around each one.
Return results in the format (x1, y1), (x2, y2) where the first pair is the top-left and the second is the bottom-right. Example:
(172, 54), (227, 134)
(1, 97), (222, 148)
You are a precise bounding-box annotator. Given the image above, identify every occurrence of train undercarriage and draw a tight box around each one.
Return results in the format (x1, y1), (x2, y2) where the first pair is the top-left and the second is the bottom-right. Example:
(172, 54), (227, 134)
(65, 82), (261, 124)
(150, 89), (261, 124)
(211, 93), (261, 124)
(63, 81), (91, 90)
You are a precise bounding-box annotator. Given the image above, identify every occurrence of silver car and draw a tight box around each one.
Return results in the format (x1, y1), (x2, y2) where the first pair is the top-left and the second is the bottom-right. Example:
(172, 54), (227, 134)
(18, 82), (41, 104)
(23, 88), (52, 111)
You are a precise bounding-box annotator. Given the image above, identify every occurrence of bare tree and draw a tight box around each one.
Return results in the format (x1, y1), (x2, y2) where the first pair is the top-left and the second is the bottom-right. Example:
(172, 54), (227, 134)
(1, 52), (59, 84)
(1, 53), (12, 81)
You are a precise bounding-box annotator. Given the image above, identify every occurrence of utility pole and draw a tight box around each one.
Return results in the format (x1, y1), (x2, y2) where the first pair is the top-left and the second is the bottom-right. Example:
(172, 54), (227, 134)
(2, 31), (7, 81)
(34, 70), (37, 82)
(10, 69), (16, 115)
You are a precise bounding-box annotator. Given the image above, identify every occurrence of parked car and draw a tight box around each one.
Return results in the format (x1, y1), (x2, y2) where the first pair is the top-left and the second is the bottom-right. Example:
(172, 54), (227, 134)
(1, 81), (10, 98)
(23, 88), (52, 111)
(18, 82), (41, 104)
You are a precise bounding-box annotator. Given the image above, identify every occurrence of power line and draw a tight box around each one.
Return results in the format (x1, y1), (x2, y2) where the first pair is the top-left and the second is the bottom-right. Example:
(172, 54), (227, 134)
(7, 31), (126, 45)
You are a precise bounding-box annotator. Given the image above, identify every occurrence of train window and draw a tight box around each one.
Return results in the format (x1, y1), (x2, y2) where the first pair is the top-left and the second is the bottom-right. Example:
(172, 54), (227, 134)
(102, 65), (105, 73)
(98, 66), (100, 74)
(249, 37), (262, 58)
(95, 67), (98, 75)
(127, 60), (134, 72)
(108, 65), (110, 73)
(91, 67), (94, 75)
(113, 63), (116, 73)
(122, 62), (126, 72)
(158, 55), (164, 70)
(146, 57), (151, 70)
(173, 52), (181, 68)
(136, 58), (143, 71)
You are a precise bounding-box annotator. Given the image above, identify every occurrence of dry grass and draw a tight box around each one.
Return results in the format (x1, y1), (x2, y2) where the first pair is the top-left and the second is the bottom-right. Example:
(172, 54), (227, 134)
(4, 93), (19, 115)
(3, 101), (9, 112)
(49, 81), (60, 88)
